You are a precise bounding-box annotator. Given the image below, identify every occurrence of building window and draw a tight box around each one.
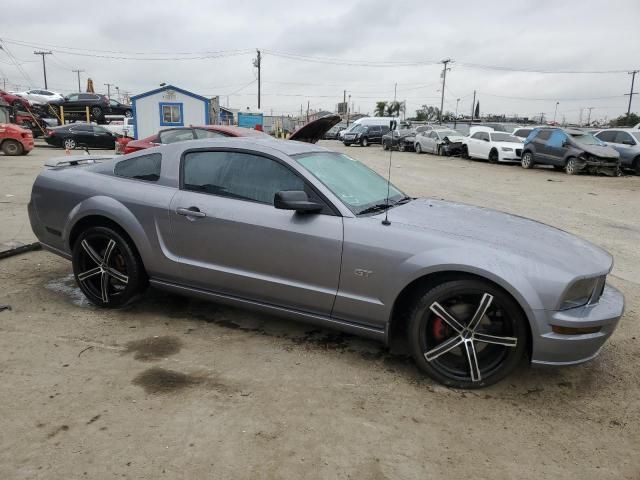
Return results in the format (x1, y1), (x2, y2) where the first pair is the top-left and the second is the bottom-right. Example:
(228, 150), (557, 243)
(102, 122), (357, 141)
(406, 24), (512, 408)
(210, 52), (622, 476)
(159, 102), (183, 126)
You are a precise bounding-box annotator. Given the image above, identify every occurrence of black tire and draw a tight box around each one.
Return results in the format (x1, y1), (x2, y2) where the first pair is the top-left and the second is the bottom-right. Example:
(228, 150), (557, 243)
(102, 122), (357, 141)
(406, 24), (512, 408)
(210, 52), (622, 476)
(521, 151), (534, 169)
(1, 139), (23, 156)
(91, 106), (103, 119)
(72, 226), (147, 308)
(633, 156), (640, 175)
(565, 157), (578, 175)
(124, 110), (133, 118)
(415, 143), (422, 154)
(382, 141), (389, 151)
(63, 138), (77, 150)
(407, 279), (527, 389)
(361, 137), (369, 147)
(489, 149), (499, 164)
(461, 145), (470, 159)
(399, 143), (406, 152)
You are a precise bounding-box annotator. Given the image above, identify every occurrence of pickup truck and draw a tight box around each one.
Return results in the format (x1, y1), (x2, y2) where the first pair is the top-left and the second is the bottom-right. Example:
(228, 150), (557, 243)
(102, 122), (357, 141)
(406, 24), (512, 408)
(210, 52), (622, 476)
(103, 115), (135, 138)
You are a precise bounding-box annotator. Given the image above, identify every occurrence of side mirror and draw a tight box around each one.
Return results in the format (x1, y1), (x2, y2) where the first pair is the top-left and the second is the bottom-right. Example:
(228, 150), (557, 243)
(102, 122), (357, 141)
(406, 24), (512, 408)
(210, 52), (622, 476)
(274, 190), (323, 213)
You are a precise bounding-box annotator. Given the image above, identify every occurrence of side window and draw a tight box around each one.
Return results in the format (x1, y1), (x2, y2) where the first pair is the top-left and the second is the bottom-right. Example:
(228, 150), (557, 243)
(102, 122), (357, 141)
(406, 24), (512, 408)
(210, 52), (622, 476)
(547, 130), (567, 148)
(480, 133), (490, 141)
(596, 130), (616, 142)
(79, 94), (92, 100)
(66, 94), (79, 102)
(535, 130), (552, 141)
(182, 151), (305, 205)
(114, 153), (162, 182)
(194, 128), (226, 139)
(429, 131), (438, 139)
(471, 132), (482, 139)
(159, 129), (194, 144)
(614, 131), (634, 144)
(69, 124), (92, 132)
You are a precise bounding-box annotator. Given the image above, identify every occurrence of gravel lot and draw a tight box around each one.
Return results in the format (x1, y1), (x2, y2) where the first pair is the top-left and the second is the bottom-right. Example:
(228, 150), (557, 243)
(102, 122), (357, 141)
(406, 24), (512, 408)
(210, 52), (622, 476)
(0, 141), (638, 479)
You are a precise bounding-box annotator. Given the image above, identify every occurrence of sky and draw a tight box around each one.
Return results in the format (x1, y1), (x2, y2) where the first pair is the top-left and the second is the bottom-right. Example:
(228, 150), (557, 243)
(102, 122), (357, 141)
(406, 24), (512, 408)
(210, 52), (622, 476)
(1, 0), (639, 124)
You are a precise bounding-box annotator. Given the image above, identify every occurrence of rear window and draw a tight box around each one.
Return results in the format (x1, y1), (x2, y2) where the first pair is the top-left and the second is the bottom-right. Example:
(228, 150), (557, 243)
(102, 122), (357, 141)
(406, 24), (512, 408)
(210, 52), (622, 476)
(114, 153), (162, 182)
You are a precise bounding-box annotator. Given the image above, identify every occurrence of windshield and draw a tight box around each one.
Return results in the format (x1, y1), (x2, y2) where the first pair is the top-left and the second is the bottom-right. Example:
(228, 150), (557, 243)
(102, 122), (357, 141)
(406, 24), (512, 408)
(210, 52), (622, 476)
(294, 152), (405, 215)
(570, 132), (603, 146)
(490, 133), (521, 142)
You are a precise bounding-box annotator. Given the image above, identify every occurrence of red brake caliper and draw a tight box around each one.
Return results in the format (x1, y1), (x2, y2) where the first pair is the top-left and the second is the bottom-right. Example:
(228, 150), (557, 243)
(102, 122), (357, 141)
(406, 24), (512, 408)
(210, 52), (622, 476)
(432, 317), (449, 341)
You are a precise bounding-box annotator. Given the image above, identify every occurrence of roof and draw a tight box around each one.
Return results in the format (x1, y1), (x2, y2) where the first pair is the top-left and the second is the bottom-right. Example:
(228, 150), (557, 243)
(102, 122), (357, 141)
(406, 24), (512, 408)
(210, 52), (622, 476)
(131, 85), (210, 103)
(161, 137), (328, 157)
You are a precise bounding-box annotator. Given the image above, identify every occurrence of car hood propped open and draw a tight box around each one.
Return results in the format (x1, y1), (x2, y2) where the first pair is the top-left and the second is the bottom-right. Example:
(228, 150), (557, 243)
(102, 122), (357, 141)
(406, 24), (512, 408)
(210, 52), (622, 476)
(289, 115), (342, 143)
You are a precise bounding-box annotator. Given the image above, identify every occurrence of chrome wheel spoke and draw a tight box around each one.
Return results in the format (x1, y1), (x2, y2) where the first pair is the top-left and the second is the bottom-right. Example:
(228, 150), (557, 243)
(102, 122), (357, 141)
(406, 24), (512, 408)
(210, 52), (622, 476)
(81, 239), (103, 266)
(77, 266), (102, 282)
(424, 335), (464, 362)
(467, 293), (493, 332)
(100, 271), (110, 303)
(464, 340), (481, 382)
(107, 267), (128, 285)
(103, 239), (117, 264)
(429, 302), (464, 333)
(474, 332), (517, 348)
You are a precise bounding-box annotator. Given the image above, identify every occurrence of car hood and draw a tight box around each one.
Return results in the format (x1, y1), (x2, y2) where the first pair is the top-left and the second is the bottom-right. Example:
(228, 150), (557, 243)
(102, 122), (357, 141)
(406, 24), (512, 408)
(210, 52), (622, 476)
(289, 115), (342, 144)
(579, 143), (620, 159)
(443, 135), (465, 143)
(383, 198), (612, 274)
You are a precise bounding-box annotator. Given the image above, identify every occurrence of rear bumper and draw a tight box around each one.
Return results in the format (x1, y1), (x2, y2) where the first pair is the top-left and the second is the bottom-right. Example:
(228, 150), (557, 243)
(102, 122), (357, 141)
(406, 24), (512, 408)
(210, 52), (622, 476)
(530, 284), (625, 365)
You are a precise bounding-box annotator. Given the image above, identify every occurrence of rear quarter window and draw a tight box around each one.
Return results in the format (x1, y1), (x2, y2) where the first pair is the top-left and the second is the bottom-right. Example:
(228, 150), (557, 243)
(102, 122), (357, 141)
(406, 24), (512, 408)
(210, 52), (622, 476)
(114, 153), (162, 182)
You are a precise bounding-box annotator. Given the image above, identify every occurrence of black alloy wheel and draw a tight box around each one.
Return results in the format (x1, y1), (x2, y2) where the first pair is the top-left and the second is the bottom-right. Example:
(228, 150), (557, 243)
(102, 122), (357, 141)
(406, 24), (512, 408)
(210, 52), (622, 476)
(408, 279), (527, 388)
(72, 226), (146, 308)
(489, 150), (499, 164)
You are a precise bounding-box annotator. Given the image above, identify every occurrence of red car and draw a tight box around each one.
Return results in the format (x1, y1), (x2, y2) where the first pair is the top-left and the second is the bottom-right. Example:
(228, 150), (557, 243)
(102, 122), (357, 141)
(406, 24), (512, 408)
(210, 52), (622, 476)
(1, 100), (34, 155)
(118, 125), (270, 155)
(0, 89), (31, 111)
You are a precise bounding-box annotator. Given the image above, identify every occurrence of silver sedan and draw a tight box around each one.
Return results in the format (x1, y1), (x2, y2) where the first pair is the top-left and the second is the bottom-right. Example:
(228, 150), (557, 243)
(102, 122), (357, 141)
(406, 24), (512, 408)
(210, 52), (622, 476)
(28, 138), (625, 388)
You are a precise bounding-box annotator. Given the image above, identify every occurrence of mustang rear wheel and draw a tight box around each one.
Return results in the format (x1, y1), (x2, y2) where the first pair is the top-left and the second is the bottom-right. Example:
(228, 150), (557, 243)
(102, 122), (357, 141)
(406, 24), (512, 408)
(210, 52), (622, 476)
(72, 226), (147, 308)
(408, 279), (527, 388)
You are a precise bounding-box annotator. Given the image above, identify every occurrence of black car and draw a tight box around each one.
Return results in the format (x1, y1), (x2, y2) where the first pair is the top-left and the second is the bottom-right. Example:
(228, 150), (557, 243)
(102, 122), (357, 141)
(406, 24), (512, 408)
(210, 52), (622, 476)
(342, 124), (389, 146)
(108, 99), (133, 117)
(44, 123), (117, 150)
(51, 93), (111, 123)
(521, 127), (620, 175)
(381, 127), (416, 151)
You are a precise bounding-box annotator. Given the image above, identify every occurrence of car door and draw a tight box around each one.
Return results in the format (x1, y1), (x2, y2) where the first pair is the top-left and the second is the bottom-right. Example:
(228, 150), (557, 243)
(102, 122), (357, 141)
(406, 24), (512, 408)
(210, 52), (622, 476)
(611, 131), (637, 167)
(530, 129), (552, 163)
(422, 131), (436, 152)
(545, 130), (570, 166)
(68, 124), (94, 145)
(475, 132), (491, 158)
(167, 148), (343, 316)
(466, 132), (482, 157)
(91, 125), (116, 148)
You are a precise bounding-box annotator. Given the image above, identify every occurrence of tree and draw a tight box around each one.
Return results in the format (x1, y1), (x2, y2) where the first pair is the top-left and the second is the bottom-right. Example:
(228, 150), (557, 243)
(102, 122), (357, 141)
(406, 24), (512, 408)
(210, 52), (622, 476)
(374, 101), (387, 117)
(385, 101), (402, 117)
(609, 113), (639, 127)
(474, 101), (480, 120)
(412, 104), (440, 122)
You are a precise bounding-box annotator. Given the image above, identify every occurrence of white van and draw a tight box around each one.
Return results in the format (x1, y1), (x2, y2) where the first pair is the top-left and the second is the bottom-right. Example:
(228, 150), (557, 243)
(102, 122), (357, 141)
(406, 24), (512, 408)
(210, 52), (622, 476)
(338, 116), (398, 139)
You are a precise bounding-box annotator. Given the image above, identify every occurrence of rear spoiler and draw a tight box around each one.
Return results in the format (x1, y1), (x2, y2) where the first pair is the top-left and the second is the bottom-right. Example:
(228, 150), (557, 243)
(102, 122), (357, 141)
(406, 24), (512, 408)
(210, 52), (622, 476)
(44, 155), (115, 168)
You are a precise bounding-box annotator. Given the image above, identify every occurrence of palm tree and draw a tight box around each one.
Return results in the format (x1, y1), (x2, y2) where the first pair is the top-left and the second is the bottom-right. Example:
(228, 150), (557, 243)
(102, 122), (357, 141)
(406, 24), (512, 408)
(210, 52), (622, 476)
(374, 101), (387, 117)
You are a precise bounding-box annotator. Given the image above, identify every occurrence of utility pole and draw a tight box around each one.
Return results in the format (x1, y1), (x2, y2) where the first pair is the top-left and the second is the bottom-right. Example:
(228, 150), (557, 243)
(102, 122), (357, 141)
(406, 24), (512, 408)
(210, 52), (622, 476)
(439, 58), (452, 124)
(72, 69), (83, 92)
(343, 89), (346, 116)
(33, 51), (52, 89)
(470, 90), (476, 125)
(579, 108), (583, 126)
(104, 83), (113, 100)
(625, 70), (638, 117)
(586, 107), (594, 126)
(253, 49), (261, 110)
(1, 77), (6, 90)
(539, 112), (545, 124)
(553, 101), (559, 124)
(306, 100), (309, 123)
(115, 86), (120, 102)
(347, 94), (351, 127)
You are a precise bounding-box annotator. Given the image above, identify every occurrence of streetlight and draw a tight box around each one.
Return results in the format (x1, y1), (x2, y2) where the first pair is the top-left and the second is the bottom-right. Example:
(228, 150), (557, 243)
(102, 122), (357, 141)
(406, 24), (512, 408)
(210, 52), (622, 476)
(553, 101), (559, 124)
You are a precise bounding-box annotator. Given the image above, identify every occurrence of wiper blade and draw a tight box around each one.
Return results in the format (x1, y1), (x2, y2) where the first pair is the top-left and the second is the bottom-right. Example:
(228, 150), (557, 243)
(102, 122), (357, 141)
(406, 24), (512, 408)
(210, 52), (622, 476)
(394, 196), (413, 205)
(357, 203), (392, 215)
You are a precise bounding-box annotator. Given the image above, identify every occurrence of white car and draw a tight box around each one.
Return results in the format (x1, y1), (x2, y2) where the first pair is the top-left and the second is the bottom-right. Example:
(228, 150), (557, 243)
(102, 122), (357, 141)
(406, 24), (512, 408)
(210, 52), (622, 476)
(462, 131), (524, 163)
(15, 89), (64, 105)
(103, 115), (136, 138)
(414, 129), (465, 155)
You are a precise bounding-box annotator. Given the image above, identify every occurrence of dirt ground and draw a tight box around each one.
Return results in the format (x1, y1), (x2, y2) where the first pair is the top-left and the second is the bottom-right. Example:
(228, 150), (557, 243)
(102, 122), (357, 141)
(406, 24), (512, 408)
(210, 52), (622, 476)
(0, 141), (639, 479)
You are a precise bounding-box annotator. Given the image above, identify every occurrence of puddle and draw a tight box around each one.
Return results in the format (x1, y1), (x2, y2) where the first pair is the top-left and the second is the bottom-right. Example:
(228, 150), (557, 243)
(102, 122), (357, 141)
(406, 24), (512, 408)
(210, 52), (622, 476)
(124, 336), (182, 361)
(132, 367), (227, 395)
(45, 274), (90, 307)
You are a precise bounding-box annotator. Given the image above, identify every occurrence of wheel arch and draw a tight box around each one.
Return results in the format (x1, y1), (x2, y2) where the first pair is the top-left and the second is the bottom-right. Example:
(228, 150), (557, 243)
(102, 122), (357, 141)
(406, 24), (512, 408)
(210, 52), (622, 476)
(386, 269), (534, 360)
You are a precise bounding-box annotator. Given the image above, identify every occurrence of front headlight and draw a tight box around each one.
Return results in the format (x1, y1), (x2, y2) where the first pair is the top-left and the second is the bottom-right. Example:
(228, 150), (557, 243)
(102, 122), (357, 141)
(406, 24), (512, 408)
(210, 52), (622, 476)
(560, 276), (602, 310)
(501, 147), (514, 152)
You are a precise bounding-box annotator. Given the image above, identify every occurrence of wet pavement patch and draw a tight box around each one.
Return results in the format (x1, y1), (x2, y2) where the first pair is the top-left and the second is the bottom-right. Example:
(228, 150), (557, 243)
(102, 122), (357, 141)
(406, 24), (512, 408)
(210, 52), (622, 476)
(132, 367), (216, 395)
(124, 336), (182, 361)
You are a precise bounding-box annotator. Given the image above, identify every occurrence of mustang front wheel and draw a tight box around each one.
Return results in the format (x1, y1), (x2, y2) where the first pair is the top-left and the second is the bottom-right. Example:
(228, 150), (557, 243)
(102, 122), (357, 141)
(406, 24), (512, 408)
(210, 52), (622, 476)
(408, 279), (527, 388)
(72, 226), (147, 307)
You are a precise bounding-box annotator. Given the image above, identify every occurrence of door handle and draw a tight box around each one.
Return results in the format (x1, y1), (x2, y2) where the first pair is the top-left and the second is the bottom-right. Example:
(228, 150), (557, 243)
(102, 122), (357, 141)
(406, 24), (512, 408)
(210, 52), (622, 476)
(176, 207), (206, 218)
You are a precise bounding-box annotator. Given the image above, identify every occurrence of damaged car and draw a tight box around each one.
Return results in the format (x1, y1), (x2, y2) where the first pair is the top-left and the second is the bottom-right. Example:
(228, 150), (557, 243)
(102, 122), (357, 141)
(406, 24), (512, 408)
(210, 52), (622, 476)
(416, 129), (465, 156)
(521, 127), (620, 175)
(29, 134), (624, 388)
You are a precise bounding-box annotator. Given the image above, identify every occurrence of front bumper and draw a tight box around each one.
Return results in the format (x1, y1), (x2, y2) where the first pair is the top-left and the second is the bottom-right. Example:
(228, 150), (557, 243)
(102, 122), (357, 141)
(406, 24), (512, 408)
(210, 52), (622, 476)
(498, 149), (522, 162)
(530, 283), (625, 365)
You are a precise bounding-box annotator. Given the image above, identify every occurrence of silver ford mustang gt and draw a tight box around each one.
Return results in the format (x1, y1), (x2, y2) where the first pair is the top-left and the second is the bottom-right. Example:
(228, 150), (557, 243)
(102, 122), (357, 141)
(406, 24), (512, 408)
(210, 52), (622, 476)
(28, 137), (625, 388)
